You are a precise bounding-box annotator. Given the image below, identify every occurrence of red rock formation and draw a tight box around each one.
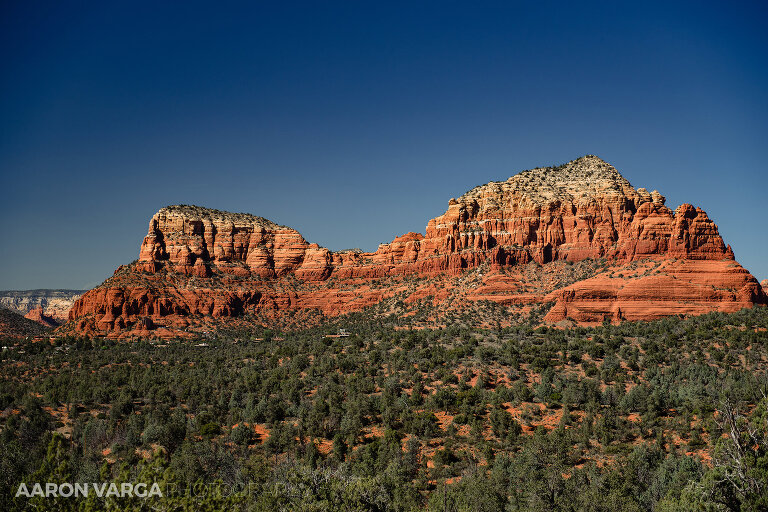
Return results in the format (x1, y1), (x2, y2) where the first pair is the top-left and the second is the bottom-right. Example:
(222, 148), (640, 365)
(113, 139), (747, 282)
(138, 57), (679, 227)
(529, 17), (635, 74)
(544, 259), (764, 324)
(65, 155), (766, 337)
(24, 307), (59, 328)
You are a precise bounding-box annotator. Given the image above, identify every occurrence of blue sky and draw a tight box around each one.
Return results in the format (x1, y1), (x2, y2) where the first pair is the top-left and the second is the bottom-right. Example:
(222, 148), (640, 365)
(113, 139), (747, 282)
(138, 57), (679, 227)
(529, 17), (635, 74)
(1, 1), (766, 289)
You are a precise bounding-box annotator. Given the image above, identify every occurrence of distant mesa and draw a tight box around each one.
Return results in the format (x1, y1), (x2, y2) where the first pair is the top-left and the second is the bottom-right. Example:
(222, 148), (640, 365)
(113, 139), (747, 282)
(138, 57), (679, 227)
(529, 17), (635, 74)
(62, 155), (766, 338)
(0, 289), (84, 326)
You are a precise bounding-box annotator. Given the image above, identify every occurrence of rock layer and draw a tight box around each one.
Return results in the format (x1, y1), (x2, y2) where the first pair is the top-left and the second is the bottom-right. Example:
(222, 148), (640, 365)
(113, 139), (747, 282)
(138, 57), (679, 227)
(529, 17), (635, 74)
(65, 156), (766, 337)
(543, 259), (763, 323)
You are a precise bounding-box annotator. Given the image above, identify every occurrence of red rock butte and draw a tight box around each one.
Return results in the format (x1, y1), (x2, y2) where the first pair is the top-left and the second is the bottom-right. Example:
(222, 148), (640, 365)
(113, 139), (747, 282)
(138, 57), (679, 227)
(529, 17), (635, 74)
(66, 155), (766, 338)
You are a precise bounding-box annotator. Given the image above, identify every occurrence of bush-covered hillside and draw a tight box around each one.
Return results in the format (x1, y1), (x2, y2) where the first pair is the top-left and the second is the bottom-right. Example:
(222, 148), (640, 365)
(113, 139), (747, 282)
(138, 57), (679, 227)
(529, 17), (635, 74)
(0, 308), (50, 338)
(1, 307), (767, 511)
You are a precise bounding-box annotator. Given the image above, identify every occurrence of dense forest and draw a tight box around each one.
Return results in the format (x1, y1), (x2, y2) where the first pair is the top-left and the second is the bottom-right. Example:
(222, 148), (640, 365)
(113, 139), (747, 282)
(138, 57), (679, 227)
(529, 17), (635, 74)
(1, 306), (767, 511)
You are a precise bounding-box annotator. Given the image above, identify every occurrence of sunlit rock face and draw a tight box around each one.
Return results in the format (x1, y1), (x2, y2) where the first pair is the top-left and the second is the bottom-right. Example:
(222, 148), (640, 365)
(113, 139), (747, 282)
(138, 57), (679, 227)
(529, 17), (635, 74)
(67, 155), (765, 338)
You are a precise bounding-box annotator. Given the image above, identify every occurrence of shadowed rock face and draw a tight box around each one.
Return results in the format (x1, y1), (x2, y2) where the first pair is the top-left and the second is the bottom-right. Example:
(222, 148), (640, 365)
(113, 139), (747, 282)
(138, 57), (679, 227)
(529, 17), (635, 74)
(66, 156), (766, 338)
(24, 308), (59, 328)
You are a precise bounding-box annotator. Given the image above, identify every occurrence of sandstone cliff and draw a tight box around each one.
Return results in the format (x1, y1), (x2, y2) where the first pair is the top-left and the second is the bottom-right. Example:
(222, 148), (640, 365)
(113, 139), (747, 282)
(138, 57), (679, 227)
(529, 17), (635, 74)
(136, 156), (735, 279)
(65, 156), (766, 338)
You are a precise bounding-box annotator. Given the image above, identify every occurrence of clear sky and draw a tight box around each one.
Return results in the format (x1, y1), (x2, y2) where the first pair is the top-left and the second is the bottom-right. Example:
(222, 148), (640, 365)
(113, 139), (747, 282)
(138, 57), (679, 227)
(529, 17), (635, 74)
(1, 1), (766, 290)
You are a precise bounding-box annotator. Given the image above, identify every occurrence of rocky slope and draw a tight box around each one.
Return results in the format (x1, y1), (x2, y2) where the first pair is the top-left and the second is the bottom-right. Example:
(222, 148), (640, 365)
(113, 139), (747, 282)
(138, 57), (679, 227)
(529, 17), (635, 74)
(65, 156), (766, 338)
(0, 290), (85, 325)
(0, 308), (51, 338)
